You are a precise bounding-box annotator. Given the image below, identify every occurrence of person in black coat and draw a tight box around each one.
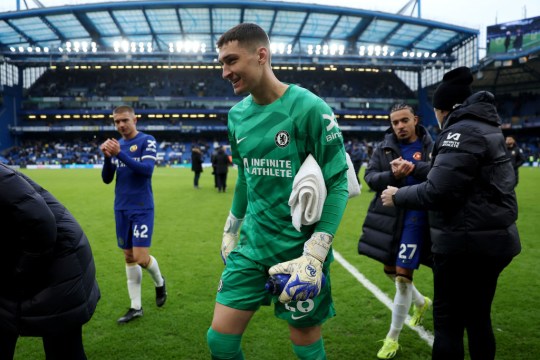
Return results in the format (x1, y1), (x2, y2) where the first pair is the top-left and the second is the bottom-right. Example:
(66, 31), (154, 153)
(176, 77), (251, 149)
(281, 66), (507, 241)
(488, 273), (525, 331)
(191, 147), (204, 189)
(212, 146), (231, 192)
(505, 135), (525, 186)
(358, 104), (434, 359)
(0, 163), (100, 359)
(382, 67), (521, 360)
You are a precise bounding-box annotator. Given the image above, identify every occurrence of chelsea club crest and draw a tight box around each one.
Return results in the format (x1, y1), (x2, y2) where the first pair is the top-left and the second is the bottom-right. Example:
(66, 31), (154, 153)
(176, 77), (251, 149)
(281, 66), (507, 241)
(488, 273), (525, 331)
(275, 130), (290, 148)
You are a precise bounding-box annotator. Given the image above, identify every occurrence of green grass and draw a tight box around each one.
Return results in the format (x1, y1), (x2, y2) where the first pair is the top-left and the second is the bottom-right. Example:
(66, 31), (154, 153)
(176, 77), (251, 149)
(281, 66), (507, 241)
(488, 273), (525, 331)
(13, 166), (540, 359)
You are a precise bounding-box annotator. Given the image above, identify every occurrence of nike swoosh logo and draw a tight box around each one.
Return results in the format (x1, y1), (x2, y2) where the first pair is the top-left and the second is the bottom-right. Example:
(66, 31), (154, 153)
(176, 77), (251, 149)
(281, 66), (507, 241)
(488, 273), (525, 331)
(291, 314), (308, 320)
(237, 136), (247, 144)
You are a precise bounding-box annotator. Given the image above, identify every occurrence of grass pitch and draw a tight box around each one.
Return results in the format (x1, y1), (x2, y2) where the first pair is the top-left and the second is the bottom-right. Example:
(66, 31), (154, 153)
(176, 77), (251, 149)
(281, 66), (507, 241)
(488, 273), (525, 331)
(13, 166), (540, 359)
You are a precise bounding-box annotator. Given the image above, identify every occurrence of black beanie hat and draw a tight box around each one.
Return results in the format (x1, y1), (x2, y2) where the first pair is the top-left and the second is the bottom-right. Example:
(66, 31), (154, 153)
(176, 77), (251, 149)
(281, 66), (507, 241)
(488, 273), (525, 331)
(432, 66), (473, 110)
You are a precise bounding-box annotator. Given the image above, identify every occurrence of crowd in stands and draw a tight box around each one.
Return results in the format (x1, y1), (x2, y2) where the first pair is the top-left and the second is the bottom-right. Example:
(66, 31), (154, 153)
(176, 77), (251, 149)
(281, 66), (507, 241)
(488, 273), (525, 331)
(5, 68), (539, 168)
(24, 68), (414, 111)
(495, 92), (540, 124)
(1, 138), (228, 167)
(2, 139), (103, 166)
(27, 68), (233, 99)
(2, 134), (540, 168)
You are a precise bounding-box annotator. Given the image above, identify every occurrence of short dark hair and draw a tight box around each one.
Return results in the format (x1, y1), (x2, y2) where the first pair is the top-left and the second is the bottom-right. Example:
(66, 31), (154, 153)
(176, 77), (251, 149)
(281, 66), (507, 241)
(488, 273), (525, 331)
(216, 23), (270, 51)
(113, 105), (135, 115)
(390, 103), (415, 115)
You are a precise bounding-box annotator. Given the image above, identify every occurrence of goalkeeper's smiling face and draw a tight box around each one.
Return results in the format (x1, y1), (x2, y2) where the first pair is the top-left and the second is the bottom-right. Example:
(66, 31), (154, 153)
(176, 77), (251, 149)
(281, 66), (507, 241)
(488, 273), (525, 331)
(218, 40), (264, 96)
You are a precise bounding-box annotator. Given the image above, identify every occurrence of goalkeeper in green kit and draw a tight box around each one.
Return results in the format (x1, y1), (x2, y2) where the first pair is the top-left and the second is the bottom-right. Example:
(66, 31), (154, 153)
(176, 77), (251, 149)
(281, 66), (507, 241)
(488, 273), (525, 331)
(207, 23), (349, 360)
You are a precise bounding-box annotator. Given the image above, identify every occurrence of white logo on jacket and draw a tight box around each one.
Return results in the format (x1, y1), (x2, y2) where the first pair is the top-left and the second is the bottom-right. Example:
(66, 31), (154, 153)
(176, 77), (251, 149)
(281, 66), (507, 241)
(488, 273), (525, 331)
(442, 132), (461, 148)
(446, 132), (461, 141)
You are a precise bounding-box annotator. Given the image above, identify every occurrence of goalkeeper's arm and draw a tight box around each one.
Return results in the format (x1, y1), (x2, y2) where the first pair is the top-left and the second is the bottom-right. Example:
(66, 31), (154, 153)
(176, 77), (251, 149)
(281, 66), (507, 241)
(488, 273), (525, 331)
(221, 211), (244, 264)
(220, 158), (247, 264)
(268, 232), (332, 303)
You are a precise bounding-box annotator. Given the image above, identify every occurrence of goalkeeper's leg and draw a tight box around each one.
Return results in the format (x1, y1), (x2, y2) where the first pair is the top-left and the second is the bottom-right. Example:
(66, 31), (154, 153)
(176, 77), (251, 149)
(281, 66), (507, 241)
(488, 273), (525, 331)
(290, 325), (326, 360)
(207, 328), (244, 360)
(208, 303), (255, 360)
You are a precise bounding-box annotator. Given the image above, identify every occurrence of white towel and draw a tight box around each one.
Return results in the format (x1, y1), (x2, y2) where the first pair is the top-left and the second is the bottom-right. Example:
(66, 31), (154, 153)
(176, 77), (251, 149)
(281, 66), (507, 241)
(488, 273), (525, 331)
(345, 152), (361, 198)
(289, 154), (327, 232)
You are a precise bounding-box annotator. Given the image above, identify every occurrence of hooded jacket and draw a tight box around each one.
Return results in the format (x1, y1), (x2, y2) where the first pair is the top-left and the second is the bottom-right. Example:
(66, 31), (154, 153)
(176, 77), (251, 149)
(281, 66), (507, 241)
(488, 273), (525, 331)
(358, 125), (433, 265)
(395, 92), (521, 257)
(0, 164), (100, 336)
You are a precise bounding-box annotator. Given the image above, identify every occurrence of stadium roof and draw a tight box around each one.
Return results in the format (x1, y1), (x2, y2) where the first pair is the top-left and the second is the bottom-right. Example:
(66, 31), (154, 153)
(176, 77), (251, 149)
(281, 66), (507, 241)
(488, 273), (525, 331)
(0, 0), (478, 68)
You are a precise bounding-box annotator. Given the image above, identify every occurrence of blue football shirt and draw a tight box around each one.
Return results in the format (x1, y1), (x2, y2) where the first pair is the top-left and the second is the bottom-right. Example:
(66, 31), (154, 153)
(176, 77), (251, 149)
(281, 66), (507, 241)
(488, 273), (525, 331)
(108, 132), (157, 210)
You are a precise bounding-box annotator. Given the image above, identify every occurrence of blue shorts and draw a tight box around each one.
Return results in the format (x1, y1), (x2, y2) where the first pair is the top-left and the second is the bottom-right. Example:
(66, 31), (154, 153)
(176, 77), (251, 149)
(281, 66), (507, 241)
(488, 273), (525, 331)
(114, 209), (154, 249)
(396, 210), (427, 269)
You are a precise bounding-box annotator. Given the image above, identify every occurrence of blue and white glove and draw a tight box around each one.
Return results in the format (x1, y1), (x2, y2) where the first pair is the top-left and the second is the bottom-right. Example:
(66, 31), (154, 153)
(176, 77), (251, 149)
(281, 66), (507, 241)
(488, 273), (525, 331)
(221, 212), (244, 265)
(268, 232), (332, 303)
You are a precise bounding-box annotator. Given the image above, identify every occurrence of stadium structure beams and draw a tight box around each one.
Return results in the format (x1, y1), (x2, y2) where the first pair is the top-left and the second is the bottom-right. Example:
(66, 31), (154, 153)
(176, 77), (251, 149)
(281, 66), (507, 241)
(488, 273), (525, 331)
(73, 11), (102, 48)
(0, 0), (478, 71)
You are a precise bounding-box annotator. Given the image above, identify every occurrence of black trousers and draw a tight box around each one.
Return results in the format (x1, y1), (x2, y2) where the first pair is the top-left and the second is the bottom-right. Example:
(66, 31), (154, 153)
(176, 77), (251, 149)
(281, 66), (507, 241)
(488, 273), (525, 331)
(432, 253), (513, 360)
(0, 326), (86, 360)
(216, 173), (227, 191)
(193, 171), (201, 187)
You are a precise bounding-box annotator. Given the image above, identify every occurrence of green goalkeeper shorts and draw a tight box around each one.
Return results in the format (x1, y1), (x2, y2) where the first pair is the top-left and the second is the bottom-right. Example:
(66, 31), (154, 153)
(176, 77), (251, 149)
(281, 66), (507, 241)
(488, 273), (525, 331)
(216, 251), (336, 328)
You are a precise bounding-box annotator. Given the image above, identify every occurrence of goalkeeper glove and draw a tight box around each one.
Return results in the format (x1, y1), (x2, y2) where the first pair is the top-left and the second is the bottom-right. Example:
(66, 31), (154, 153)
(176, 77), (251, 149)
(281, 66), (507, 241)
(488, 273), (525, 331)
(268, 232), (332, 303)
(221, 211), (244, 265)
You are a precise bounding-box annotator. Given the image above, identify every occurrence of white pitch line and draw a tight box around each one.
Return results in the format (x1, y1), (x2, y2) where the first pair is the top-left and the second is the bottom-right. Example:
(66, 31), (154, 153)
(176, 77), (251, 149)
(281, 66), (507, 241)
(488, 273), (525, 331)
(333, 250), (434, 347)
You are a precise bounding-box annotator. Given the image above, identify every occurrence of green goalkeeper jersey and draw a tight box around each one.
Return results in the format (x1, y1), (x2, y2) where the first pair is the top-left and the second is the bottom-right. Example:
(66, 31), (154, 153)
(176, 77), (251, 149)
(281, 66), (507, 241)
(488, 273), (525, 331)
(228, 84), (349, 266)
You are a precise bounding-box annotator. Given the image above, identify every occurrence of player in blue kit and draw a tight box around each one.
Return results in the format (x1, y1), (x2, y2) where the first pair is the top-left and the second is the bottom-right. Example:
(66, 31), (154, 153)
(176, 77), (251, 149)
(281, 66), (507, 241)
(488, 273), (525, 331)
(358, 104), (433, 359)
(101, 105), (167, 323)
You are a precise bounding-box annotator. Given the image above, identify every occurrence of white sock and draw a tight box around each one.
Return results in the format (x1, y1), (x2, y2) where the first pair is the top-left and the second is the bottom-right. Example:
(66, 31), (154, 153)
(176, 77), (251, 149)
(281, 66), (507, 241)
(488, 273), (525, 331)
(386, 280), (413, 340)
(145, 255), (164, 287)
(411, 283), (425, 308)
(126, 263), (142, 310)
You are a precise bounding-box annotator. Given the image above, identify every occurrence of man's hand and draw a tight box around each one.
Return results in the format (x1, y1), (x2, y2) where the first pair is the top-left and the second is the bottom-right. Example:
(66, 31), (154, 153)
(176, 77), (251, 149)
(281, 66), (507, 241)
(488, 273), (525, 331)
(100, 138), (121, 157)
(221, 212), (244, 264)
(381, 186), (398, 207)
(100, 139), (113, 157)
(390, 157), (415, 179)
(268, 232), (332, 303)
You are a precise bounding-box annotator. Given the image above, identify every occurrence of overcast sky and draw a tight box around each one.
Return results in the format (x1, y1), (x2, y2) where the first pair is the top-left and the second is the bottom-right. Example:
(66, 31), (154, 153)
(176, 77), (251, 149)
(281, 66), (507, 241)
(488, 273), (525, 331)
(1, 0), (539, 53)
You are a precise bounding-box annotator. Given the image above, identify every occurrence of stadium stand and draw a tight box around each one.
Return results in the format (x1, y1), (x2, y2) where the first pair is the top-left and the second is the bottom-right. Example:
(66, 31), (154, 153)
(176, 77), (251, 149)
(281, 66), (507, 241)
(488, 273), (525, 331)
(1, 1), (538, 166)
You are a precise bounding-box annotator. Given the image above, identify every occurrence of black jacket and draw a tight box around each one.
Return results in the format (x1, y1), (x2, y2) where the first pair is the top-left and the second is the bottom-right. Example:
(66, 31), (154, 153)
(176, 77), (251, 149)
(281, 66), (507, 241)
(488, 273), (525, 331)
(212, 149), (231, 175)
(0, 164), (100, 336)
(507, 144), (525, 171)
(358, 125), (434, 265)
(395, 92), (521, 257)
(191, 150), (203, 173)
